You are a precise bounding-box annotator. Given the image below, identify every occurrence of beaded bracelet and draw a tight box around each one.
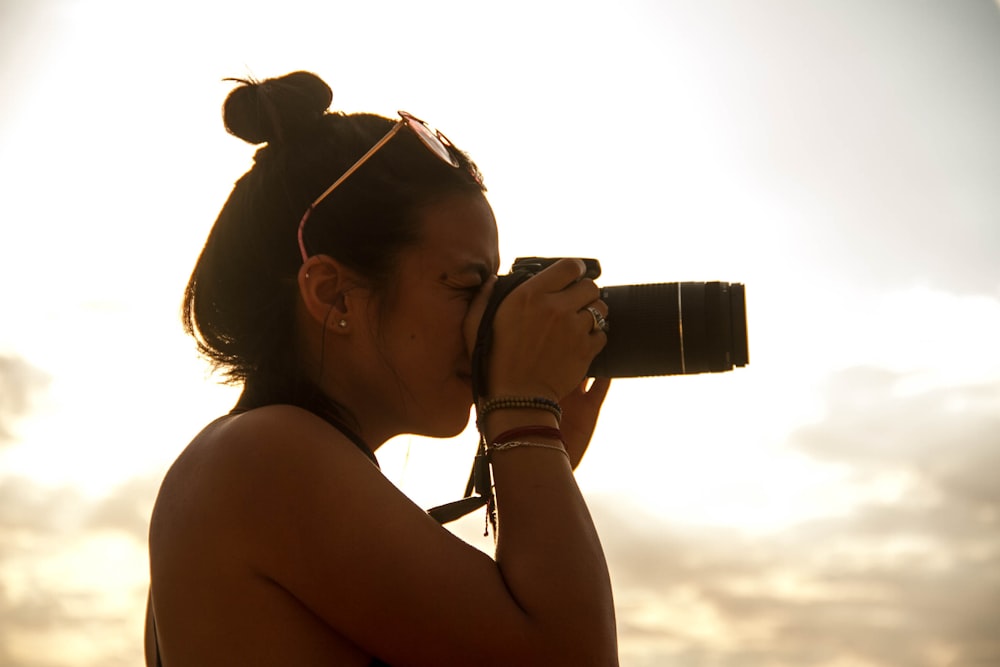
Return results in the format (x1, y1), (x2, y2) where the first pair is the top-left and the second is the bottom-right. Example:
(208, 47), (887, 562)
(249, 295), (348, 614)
(493, 425), (564, 445)
(478, 396), (562, 423)
(488, 440), (570, 459)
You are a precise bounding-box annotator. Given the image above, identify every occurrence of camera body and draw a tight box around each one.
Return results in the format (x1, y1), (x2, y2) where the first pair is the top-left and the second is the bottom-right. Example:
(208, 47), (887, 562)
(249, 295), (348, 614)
(509, 257), (749, 378)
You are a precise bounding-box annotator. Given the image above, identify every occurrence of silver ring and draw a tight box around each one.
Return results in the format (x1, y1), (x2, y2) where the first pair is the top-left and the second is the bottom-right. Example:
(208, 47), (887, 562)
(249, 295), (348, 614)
(587, 306), (609, 333)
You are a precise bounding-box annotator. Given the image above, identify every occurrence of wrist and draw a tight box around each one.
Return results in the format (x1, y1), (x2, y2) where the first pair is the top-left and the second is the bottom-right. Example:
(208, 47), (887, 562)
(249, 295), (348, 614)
(479, 407), (561, 442)
(486, 380), (560, 405)
(480, 395), (561, 420)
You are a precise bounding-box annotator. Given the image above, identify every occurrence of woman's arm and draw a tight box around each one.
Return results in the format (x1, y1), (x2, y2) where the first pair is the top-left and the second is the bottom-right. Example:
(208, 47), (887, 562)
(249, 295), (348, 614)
(161, 259), (618, 666)
(227, 406), (617, 666)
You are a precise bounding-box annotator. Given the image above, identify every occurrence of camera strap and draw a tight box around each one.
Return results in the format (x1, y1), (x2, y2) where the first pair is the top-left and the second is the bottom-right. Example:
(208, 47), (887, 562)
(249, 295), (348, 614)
(425, 269), (534, 527)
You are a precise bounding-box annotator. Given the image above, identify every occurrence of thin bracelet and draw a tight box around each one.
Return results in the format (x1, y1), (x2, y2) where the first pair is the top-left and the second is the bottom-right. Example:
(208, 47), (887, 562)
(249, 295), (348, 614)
(479, 396), (562, 423)
(488, 440), (570, 459)
(493, 425), (564, 445)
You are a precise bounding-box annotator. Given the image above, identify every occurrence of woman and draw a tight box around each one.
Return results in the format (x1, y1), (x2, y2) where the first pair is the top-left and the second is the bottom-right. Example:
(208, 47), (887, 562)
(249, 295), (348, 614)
(146, 71), (617, 666)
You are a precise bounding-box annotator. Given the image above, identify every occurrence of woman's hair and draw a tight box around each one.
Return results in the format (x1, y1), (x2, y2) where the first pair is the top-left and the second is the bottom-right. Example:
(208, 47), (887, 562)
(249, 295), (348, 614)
(182, 71), (486, 406)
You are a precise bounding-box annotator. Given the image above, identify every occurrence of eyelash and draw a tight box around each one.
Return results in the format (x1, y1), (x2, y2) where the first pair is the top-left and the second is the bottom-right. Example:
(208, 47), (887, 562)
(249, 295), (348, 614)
(458, 285), (481, 300)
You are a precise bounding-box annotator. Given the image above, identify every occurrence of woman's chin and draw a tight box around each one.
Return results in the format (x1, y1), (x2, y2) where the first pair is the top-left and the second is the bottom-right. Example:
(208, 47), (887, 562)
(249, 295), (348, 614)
(421, 407), (474, 440)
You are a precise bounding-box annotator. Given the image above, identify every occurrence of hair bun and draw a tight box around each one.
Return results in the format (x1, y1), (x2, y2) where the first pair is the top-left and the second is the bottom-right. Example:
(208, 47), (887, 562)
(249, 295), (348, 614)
(222, 71), (333, 145)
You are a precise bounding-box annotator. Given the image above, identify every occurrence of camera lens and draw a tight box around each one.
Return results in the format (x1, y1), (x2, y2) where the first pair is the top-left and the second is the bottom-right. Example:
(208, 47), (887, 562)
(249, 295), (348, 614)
(588, 282), (748, 378)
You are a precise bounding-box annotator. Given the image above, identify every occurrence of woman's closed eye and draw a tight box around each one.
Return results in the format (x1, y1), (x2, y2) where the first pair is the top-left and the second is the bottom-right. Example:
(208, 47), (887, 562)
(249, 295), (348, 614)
(456, 284), (484, 301)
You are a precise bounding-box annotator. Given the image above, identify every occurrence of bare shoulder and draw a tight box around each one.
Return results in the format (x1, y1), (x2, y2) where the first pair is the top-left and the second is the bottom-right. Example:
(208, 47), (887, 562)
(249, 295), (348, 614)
(152, 404), (387, 539)
(185, 403), (365, 462)
(149, 406), (414, 664)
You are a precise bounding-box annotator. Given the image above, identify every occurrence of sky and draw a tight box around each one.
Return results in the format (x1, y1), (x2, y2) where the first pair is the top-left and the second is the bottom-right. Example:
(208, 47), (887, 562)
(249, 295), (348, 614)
(1, 0), (999, 665)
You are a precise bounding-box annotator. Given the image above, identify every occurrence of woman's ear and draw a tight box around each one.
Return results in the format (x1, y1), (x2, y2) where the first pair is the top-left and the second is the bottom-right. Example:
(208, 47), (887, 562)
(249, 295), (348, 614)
(297, 255), (361, 332)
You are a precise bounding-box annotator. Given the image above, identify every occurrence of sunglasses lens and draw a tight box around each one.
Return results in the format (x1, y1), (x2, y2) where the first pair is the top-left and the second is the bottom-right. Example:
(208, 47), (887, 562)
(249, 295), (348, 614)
(406, 116), (460, 167)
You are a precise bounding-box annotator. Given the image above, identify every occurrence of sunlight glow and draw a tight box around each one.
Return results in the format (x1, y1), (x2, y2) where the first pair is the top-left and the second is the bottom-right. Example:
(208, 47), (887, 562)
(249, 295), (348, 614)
(2, 1), (998, 665)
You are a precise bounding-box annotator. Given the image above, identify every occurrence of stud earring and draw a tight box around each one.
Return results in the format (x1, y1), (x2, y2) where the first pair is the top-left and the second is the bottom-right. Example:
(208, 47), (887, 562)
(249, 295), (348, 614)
(338, 319), (347, 328)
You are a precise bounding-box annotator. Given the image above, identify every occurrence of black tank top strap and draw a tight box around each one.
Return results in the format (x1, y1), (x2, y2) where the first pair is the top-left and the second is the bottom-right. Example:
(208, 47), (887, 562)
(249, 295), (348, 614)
(230, 380), (380, 466)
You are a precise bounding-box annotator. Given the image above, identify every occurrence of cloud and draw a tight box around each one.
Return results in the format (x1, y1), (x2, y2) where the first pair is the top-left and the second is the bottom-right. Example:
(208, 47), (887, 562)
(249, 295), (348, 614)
(0, 476), (88, 666)
(84, 474), (161, 548)
(591, 498), (999, 667)
(0, 473), (156, 667)
(0, 355), (50, 444)
(0, 474), (83, 568)
(584, 366), (1000, 666)
(792, 366), (1000, 509)
(687, 0), (1000, 298)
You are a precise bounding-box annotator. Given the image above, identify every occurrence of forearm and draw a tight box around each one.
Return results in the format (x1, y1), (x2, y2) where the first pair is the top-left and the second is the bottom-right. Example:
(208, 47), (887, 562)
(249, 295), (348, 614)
(485, 410), (618, 664)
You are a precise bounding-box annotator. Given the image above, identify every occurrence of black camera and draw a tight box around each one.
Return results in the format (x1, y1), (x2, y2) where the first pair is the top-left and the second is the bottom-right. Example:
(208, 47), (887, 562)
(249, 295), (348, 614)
(510, 257), (749, 378)
(431, 256), (751, 524)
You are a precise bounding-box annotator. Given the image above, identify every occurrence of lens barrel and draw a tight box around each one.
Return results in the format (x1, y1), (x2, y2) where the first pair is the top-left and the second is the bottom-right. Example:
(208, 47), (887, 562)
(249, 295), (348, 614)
(588, 282), (748, 378)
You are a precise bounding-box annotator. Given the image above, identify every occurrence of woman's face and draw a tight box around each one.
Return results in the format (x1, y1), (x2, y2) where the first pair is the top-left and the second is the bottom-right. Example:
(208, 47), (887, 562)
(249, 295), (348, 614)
(353, 193), (499, 441)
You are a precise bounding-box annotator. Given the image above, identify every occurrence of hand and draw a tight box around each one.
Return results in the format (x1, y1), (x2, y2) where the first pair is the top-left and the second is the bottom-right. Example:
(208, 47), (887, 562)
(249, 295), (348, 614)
(482, 259), (607, 401)
(559, 377), (611, 469)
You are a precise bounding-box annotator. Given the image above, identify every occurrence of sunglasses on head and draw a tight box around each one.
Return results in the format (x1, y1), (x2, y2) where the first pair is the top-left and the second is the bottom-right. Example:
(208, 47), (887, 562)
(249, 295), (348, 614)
(297, 111), (482, 262)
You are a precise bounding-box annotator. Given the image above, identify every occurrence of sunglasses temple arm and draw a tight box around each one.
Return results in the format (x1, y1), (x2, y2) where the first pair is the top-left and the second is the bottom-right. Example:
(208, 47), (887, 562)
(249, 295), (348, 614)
(296, 121), (406, 262)
(309, 122), (405, 210)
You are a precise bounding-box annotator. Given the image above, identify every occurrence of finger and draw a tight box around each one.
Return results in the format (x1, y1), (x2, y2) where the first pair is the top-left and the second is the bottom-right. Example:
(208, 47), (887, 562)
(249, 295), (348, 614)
(585, 377), (612, 406)
(528, 258), (588, 293)
(581, 304), (610, 335)
(580, 299), (608, 319)
(560, 277), (601, 309)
